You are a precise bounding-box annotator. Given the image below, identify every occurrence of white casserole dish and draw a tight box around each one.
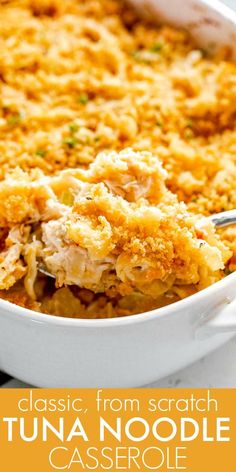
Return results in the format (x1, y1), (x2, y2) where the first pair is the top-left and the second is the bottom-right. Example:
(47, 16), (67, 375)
(0, 0), (236, 387)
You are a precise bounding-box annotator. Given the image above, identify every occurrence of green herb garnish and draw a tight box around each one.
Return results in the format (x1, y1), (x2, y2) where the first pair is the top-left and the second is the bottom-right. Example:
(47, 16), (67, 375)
(69, 123), (79, 134)
(150, 42), (163, 53)
(186, 119), (193, 128)
(63, 137), (78, 148)
(36, 149), (47, 158)
(224, 268), (233, 276)
(77, 93), (89, 105)
(7, 112), (23, 126)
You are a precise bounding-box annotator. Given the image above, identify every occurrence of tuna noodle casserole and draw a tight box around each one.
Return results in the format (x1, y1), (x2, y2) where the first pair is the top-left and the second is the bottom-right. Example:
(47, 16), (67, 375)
(0, 0), (235, 318)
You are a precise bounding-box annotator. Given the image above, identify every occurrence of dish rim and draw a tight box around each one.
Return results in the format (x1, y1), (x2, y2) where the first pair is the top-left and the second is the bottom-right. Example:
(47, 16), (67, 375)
(0, 0), (235, 328)
(0, 271), (235, 327)
(198, 0), (236, 25)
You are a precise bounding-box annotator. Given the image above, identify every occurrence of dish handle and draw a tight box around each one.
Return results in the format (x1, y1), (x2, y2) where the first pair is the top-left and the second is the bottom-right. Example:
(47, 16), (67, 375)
(195, 298), (236, 339)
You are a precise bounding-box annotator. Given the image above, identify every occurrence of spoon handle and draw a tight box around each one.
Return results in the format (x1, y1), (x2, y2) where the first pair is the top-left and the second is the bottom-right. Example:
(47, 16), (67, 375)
(210, 209), (236, 228)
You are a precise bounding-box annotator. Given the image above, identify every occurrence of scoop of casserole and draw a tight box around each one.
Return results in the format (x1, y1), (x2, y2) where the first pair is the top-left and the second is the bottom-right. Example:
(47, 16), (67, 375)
(0, 149), (231, 302)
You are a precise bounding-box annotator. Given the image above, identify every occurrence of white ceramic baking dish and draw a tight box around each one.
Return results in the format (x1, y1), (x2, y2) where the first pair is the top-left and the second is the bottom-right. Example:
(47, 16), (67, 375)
(0, 0), (236, 387)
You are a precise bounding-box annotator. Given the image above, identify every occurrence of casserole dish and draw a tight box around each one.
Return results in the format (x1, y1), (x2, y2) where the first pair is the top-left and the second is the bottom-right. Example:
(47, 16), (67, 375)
(0, 0), (236, 387)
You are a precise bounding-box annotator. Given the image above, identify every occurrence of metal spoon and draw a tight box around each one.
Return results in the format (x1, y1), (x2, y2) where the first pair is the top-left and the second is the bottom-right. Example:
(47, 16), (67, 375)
(38, 209), (236, 278)
(210, 209), (236, 228)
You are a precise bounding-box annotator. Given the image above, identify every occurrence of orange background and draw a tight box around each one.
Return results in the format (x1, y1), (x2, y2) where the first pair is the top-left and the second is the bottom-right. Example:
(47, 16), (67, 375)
(0, 389), (234, 471)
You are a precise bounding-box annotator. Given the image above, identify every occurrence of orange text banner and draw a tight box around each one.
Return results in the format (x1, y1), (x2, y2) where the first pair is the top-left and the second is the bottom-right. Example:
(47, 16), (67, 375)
(0, 389), (235, 471)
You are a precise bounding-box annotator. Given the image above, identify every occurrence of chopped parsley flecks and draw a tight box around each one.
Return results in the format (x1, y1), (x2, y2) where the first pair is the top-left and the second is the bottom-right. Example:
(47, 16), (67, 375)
(69, 123), (79, 134)
(36, 149), (47, 158)
(150, 42), (163, 53)
(77, 93), (89, 105)
(186, 119), (194, 128)
(7, 111), (24, 126)
(191, 196), (198, 203)
(63, 137), (78, 148)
